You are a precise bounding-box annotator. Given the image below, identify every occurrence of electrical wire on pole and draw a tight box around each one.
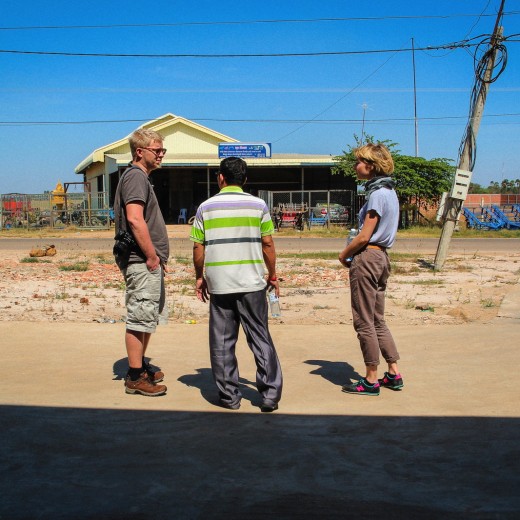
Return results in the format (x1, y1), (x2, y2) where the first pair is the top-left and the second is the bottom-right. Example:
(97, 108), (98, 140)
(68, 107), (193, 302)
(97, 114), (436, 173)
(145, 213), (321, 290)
(361, 103), (368, 144)
(412, 37), (419, 157)
(433, 0), (507, 270)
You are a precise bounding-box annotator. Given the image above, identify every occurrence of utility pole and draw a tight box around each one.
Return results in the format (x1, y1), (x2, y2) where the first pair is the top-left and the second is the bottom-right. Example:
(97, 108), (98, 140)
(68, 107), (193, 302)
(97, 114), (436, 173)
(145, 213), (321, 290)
(434, 1), (505, 270)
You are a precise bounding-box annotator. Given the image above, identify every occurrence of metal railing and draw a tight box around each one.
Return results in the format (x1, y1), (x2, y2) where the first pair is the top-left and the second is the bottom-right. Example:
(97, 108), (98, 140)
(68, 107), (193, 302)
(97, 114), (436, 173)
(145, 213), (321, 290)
(258, 189), (357, 228)
(0, 192), (112, 229)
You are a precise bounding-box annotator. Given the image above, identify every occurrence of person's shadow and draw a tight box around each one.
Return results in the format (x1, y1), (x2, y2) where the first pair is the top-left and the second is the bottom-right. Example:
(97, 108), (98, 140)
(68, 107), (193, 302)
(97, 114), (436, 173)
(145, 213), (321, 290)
(304, 359), (362, 387)
(178, 369), (260, 409)
(112, 357), (163, 380)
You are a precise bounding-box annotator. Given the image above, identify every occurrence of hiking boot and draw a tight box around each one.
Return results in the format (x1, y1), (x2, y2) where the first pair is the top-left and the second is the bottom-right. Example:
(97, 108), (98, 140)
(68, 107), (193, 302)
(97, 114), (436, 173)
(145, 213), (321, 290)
(125, 373), (167, 396)
(378, 372), (404, 390)
(144, 363), (164, 383)
(342, 378), (380, 396)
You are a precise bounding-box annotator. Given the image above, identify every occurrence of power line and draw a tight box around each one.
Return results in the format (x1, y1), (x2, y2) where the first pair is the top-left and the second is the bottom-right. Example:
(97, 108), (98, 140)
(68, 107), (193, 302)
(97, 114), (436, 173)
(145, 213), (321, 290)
(1, 112), (518, 126)
(0, 12), (518, 31)
(0, 40), (483, 59)
(272, 45), (402, 143)
(3, 32), (518, 60)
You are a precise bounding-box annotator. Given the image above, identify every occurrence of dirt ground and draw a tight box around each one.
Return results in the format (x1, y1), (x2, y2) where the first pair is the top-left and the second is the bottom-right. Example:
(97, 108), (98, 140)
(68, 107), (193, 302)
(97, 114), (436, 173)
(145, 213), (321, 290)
(0, 231), (518, 327)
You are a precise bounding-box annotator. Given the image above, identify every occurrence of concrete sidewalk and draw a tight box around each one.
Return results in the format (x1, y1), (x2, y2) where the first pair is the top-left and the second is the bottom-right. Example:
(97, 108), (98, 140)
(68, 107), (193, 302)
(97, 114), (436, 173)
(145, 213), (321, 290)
(1, 293), (520, 519)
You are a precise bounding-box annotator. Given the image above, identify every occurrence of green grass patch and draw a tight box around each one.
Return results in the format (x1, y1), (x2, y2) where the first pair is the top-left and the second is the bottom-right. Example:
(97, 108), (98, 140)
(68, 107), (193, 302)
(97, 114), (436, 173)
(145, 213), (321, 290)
(172, 254), (191, 265)
(95, 254), (113, 264)
(59, 261), (90, 272)
(20, 257), (40, 263)
(278, 251), (339, 260)
(388, 252), (425, 262)
(400, 279), (445, 285)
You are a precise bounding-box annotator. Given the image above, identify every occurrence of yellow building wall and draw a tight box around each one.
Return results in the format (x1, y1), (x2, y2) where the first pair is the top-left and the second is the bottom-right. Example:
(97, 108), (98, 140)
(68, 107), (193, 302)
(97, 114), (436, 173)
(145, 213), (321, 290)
(161, 124), (222, 154)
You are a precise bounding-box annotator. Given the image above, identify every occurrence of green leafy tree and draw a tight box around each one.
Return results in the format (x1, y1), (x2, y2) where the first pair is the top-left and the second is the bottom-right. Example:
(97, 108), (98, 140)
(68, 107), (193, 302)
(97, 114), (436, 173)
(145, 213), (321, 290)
(489, 181), (500, 192)
(332, 134), (454, 209)
(469, 182), (488, 194)
(498, 178), (520, 194)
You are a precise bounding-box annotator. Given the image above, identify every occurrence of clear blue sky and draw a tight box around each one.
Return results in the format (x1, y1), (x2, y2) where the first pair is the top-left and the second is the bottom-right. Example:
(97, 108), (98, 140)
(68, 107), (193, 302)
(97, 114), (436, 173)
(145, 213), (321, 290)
(0, 0), (518, 194)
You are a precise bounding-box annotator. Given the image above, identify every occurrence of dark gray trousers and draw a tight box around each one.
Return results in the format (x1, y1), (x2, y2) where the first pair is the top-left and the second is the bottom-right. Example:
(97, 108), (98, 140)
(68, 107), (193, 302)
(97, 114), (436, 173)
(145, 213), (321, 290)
(209, 289), (283, 406)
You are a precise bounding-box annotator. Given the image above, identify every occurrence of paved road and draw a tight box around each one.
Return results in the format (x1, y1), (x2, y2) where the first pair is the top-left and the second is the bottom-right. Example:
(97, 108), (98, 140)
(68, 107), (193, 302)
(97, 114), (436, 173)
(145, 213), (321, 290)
(1, 236), (519, 254)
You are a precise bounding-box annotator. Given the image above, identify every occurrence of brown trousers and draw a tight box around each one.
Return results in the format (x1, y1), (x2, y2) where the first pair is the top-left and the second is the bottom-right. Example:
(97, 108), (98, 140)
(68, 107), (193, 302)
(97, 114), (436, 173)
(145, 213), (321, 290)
(349, 248), (400, 366)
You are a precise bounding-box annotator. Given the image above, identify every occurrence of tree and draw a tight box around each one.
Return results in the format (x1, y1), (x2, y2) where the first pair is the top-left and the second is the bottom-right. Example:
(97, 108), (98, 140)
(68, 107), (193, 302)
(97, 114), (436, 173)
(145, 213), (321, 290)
(469, 182), (487, 194)
(332, 134), (455, 210)
(489, 181), (500, 192)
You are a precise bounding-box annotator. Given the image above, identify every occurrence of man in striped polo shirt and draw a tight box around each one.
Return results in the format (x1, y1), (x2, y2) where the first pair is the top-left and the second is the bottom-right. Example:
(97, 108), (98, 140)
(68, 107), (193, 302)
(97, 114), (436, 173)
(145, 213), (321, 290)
(191, 157), (283, 412)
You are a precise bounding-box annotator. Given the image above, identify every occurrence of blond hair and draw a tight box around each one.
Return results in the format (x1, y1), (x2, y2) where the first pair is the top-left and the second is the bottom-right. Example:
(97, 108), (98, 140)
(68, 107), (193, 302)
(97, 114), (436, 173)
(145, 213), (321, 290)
(129, 128), (164, 157)
(355, 143), (394, 176)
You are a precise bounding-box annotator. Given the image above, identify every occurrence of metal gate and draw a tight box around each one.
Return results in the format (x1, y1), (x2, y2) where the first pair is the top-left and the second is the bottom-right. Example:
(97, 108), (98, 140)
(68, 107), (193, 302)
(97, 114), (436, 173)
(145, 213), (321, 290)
(258, 189), (357, 228)
(1, 192), (111, 229)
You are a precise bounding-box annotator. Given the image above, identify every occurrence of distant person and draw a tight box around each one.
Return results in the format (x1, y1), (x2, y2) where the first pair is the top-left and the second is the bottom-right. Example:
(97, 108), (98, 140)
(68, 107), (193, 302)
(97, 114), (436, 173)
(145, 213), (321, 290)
(113, 128), (169, 396)
(338, 143), (403, 396)
(190, 156), (282, 412)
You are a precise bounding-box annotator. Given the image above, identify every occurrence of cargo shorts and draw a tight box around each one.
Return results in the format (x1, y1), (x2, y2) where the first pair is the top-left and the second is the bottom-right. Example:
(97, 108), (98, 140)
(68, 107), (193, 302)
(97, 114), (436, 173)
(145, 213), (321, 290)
(123, 263), (168, 333)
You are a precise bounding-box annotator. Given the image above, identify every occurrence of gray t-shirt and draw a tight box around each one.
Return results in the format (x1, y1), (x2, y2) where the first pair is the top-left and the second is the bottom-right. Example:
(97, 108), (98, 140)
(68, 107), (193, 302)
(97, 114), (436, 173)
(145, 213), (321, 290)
(114, 165), (169, 264)
(358, 187), (399, 248)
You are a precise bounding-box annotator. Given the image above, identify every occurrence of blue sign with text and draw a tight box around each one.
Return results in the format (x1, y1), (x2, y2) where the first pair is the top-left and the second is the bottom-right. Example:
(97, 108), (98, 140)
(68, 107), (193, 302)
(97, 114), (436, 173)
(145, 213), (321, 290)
(218, 143), (272, 159)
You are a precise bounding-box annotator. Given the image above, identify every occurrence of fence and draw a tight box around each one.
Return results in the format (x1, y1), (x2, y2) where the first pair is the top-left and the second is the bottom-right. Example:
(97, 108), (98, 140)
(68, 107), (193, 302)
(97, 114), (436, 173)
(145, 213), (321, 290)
(1, 192), (111, 229)
(258, 189), (358, 229)
(464, 194), (520, 210)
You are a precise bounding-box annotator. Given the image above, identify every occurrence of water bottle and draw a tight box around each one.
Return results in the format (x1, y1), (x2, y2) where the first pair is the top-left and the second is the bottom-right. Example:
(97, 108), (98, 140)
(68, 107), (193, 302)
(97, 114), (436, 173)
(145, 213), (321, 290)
(268, 290), (282, 318)
(346, 228), (358, 262)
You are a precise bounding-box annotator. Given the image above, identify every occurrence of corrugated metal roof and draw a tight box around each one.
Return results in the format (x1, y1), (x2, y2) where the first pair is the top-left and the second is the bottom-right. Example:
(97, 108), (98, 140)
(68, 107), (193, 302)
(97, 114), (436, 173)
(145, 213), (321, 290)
(76, 114), (337, 174)
(104, 153), (335, 168)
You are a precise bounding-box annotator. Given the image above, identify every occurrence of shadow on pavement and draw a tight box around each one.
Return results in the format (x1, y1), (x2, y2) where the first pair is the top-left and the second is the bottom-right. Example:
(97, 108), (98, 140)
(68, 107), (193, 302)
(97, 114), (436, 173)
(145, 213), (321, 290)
(304, 359), (362, 386)
(178, 368), (263, 409)
(112, 357), (165, 381)
(1, 405), (519, 519)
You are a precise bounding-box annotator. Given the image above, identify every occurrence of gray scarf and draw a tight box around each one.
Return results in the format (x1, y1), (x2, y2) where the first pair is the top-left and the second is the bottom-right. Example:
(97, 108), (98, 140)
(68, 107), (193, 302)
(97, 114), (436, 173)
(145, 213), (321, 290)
(364, 176), (395, 202)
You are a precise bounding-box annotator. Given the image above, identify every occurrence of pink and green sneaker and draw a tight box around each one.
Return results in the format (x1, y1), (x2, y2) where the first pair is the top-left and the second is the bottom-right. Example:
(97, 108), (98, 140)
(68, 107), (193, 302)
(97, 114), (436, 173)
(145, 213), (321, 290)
(342, 378), (380, 396)
(378, 372), (404, 390)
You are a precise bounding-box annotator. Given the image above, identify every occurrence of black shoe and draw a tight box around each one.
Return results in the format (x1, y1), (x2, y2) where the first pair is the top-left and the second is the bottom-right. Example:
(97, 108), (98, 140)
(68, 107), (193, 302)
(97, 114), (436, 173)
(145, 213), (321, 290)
(342, 378), (380, 396)
(378, 372), (404, 390)
(260, 402), (279, 413)
(219, 399), (241, 410)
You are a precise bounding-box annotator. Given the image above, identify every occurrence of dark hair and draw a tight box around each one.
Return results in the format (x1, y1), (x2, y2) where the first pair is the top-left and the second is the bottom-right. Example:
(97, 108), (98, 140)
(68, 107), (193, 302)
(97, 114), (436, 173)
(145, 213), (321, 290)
(219, 157), (247, 186)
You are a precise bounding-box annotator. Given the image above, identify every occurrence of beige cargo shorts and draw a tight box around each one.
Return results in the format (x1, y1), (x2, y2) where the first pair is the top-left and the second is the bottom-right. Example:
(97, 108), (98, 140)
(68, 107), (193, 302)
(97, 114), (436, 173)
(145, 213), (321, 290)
(123, 263), (168, 333)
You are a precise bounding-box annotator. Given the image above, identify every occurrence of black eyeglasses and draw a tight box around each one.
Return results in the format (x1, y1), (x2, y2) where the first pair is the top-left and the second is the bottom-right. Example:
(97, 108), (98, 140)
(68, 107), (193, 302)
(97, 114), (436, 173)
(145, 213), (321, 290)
(142, 147), (167, 156)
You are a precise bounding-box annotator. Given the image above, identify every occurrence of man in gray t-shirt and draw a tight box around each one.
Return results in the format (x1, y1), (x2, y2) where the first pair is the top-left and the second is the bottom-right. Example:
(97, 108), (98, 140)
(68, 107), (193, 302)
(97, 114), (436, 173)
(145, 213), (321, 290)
(113, 128), (169, 397)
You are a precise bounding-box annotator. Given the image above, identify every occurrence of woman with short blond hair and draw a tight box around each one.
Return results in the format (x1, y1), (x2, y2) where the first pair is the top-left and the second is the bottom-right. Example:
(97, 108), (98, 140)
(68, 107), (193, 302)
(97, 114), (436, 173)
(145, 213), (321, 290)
(339, 143), (403, 396)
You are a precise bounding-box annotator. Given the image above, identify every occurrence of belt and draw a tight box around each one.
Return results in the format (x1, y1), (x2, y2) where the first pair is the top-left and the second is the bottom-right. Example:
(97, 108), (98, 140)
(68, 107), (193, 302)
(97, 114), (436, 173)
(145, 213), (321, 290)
(366, 244), (387, 252)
